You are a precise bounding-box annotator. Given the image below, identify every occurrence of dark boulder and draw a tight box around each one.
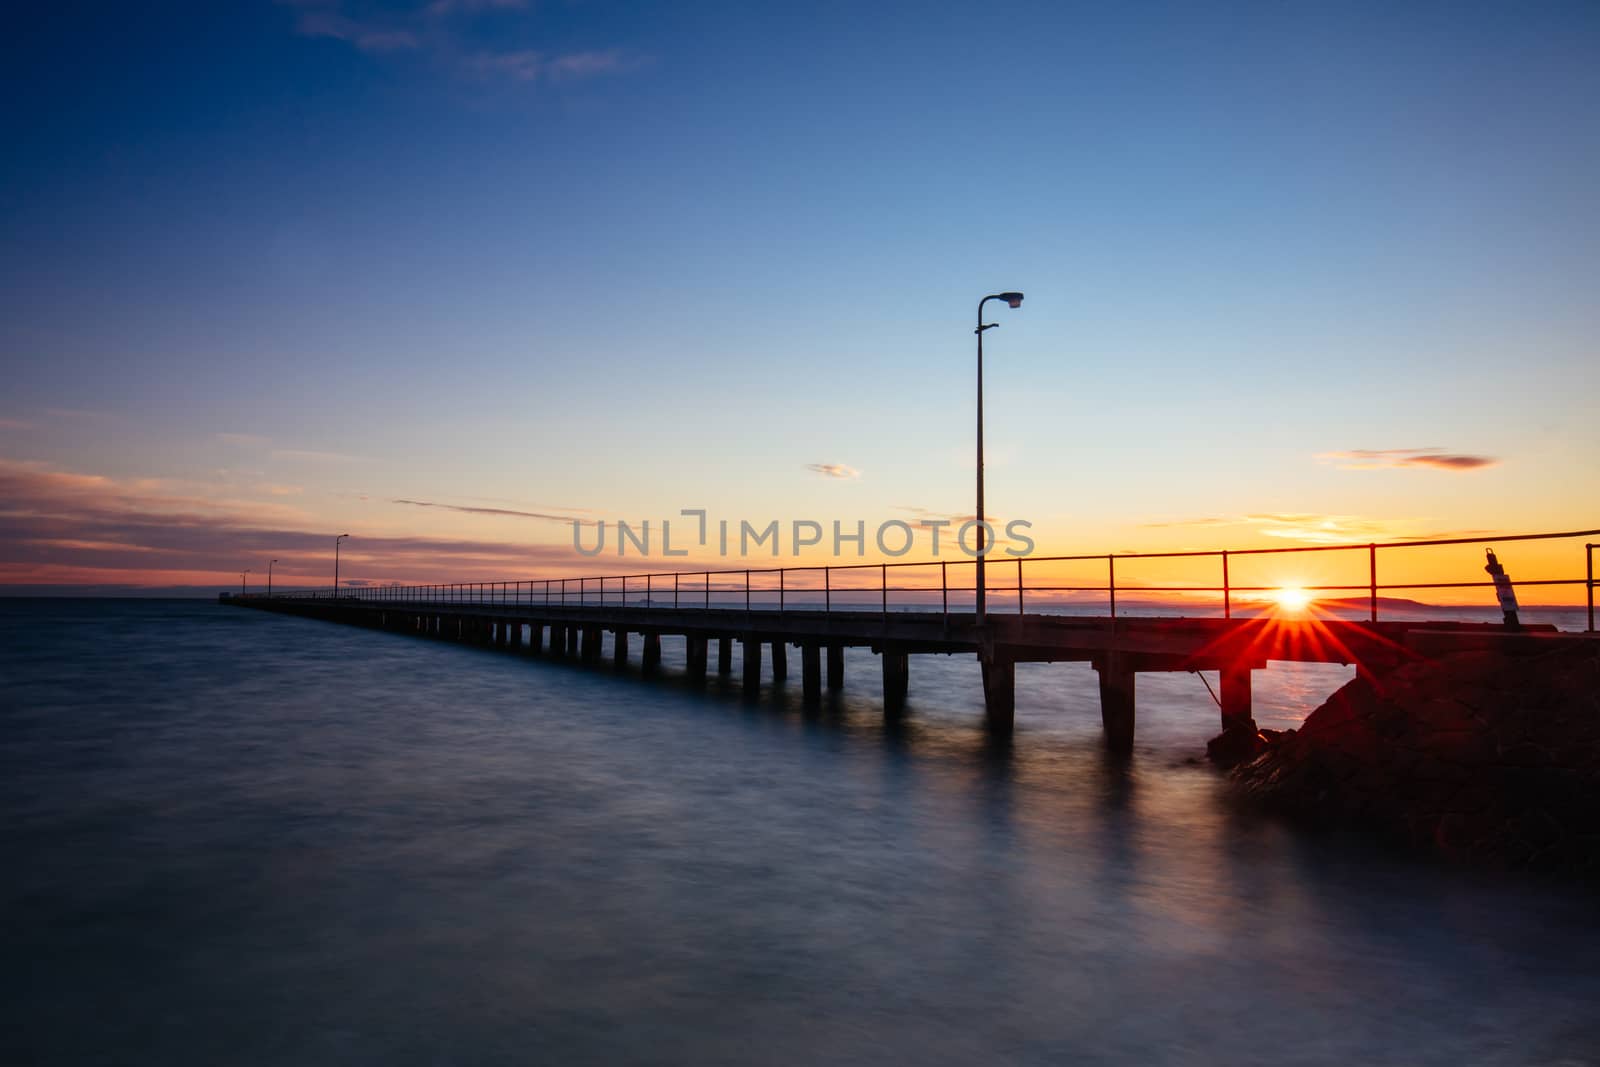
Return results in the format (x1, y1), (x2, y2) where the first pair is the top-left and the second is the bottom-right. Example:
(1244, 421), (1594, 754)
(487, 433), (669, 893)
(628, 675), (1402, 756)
(1226, 643), (1600, 875)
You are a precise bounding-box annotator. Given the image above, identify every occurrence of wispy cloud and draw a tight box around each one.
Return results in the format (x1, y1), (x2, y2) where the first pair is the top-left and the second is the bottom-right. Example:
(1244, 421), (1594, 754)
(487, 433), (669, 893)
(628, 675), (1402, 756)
(0, 458), (596, 588)
(546, 49), (630, 82)
(806, 463), (859, 479)
(1317, 448), (1499, 472)
(892, 504), (992, 527)
(284, 0), (638, 87)
(217, 432), (271, 448)
(293, 9), (420, 53)
(0, 417), (33, 431)
(426, 0), (527, 15)
(1141, 512), (1492, 545)
(391, 498), (592, 524)
(270, 448), (368, 464)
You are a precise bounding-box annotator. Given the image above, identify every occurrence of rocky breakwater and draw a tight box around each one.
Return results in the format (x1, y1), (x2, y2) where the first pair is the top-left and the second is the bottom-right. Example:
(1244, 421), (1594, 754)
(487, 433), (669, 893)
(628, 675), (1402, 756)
(1221, 641), (1600, 874)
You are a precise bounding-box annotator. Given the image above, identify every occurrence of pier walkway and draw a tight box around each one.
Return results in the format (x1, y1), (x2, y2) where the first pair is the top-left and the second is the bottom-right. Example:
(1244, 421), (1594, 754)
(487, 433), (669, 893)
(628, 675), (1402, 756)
(229, 530), (1598, 752)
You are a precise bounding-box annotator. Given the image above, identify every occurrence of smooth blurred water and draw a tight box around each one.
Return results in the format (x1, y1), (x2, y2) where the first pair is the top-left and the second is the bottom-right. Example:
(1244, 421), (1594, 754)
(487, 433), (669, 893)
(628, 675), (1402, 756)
(3, 599), (1597, 1066)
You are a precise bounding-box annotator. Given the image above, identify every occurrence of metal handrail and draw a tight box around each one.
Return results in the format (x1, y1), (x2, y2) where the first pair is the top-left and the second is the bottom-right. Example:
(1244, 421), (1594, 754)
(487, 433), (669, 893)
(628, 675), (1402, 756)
(264, 527), (1599, 630)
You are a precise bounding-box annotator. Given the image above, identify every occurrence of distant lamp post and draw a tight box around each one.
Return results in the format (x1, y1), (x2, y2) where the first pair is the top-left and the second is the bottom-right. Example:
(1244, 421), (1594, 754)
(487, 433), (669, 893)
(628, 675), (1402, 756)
(334, 534), (350, 596)
(975, 291), (1024, 625)
(241, 569), (251, 597)
(267, 559), (279, 598)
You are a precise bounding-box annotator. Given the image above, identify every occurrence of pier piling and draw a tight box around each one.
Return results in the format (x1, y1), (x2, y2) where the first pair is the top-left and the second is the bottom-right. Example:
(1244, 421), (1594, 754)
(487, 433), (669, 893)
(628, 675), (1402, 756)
(1096, 654), (1136, 755)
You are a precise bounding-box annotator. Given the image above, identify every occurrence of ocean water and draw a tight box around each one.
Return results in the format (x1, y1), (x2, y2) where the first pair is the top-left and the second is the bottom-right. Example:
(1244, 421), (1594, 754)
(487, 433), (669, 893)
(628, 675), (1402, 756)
(3, 599), (1597, 1066)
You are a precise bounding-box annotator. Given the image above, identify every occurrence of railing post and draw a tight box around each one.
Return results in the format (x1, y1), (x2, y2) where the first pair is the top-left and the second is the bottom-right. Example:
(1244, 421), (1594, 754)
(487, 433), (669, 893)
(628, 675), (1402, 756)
(881, 563), (887, 621)
(705, 573), (710, 610)
(825, 567), (831, 614)
(646, 573), (652, 608)
(1588, 543), (1594, 633)
(1221, 551), (1228, 620)
(941, 561), (948, 623)
(779, 569), (785, 615)
(1109, 555), (1117, 619)
(674, 572), (679, 610)
(745, 570), (751, 612)
(1017, 557), (1024, 614)
(1369, 543), (1378, 623)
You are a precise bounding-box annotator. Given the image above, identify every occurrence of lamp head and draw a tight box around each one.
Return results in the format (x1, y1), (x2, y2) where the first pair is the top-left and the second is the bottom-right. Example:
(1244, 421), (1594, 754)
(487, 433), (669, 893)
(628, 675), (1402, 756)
(999, 292), (1024, 309)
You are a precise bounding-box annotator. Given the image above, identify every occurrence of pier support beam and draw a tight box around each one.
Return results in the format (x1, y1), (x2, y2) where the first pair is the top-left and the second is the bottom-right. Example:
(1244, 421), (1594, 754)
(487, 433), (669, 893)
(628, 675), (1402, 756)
(566, 625), (579, 656)
(613, 630), (629, 671)
(582, 626), (602, 662)
(827, 644), (845, 689)
(548, 623), (565, 657)
(686, 636), (708, 682)
(800, 643), (821, 704)
(718, 637), (732, 676)
(882, 649), (909, 715)
(981, 654), (1015, 734)
(771, 641), (788, 681)
(1220, 663), (1257, 735)
(642, 633), (661, 674)
(526, 622), (542, 655)
(741, 636), (762, 696)
(1095, 654), (1136, 756)
(508, 621), (522, 650)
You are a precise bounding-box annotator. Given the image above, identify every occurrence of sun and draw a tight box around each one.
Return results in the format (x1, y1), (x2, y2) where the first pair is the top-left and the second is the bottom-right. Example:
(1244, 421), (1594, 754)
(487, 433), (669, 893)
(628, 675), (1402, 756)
(1272, 586), (1312, 612)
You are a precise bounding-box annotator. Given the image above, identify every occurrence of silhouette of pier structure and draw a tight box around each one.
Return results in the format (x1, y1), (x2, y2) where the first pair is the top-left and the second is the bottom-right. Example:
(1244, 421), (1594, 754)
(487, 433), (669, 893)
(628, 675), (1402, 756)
(230, 530), (1597, 752)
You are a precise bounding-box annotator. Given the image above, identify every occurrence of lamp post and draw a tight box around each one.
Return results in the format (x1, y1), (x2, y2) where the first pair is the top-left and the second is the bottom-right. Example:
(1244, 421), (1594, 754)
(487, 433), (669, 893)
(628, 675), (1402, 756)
(975, 291), (1024, 624)
(334, 534), (350, 597)
(267, 559), (278, 597)
(241, 569), (251, 597)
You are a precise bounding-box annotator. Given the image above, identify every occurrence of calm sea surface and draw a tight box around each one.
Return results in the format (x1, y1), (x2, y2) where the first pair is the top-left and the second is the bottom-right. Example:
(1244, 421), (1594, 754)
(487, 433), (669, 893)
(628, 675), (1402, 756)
(3, 599), (1597, 1065)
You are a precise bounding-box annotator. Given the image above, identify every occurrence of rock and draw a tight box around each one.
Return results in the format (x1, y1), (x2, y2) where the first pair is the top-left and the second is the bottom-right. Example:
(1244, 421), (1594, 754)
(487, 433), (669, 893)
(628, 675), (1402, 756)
(1227, 643), (1600, 876)
(1206, 726), (1268, 767)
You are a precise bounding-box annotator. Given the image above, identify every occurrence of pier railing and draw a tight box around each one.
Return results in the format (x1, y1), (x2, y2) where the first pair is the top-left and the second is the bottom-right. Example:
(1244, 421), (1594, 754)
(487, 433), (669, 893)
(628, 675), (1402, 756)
(266, 528), (1600, 630)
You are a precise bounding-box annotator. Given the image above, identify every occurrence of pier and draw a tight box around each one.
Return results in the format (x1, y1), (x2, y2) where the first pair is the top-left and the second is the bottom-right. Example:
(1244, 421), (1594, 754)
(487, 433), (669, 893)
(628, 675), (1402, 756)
(229, 530), (1597, 752)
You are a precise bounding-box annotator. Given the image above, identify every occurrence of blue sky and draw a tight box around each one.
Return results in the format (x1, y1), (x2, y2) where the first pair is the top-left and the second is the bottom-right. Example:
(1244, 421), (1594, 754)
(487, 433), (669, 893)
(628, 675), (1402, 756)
(2, 0), (1596, 590)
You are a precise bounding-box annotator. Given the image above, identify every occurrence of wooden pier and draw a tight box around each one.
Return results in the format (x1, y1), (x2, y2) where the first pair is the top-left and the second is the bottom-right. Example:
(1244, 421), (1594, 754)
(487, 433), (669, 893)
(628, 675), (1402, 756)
(226, 594), (1581, 752)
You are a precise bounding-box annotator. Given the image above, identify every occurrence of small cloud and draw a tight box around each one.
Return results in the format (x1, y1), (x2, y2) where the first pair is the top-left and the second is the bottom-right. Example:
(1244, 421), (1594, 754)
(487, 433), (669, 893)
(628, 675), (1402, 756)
(270, 448), (367, 464)
(256, 484), (303, 497)
(892, 504), (984, 526)
(426, 0), (526, 14)
(806, 463), (859, 479)
(468, 48), (543, 81)
(0, 417), (33, 431)
(547, 49), (630, 82)
(1317, 448), (1498, 472)
(293, 10), (419, 52)
(283, 2), (638, 88)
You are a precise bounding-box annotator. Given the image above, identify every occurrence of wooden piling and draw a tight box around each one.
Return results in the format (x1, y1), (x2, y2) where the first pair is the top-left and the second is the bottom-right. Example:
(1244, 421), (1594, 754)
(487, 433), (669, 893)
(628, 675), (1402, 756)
(1096, 654), (1136, 755)
(826, 643), (844, 689)
(981, 654), (1015, 734)
(801, 643), (821, 703)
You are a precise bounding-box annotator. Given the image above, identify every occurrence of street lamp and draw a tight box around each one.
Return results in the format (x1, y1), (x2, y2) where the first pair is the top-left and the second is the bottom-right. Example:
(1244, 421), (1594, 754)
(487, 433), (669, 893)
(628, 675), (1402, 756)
(334, 534), (350, 597)
(241, 569), (251, 597)
(267, 559), (278, 597)
(975, 291), (1024, 624)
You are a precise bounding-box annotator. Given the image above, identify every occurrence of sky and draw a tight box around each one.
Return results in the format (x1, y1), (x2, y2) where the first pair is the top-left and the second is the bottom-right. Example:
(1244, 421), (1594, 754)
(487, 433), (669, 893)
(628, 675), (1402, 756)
(2, 0), (1597, 601)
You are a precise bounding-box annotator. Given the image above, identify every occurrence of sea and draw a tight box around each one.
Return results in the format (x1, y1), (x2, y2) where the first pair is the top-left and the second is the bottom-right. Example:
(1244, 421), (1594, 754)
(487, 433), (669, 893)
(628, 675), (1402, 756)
(3, 598), (1597, 1065)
